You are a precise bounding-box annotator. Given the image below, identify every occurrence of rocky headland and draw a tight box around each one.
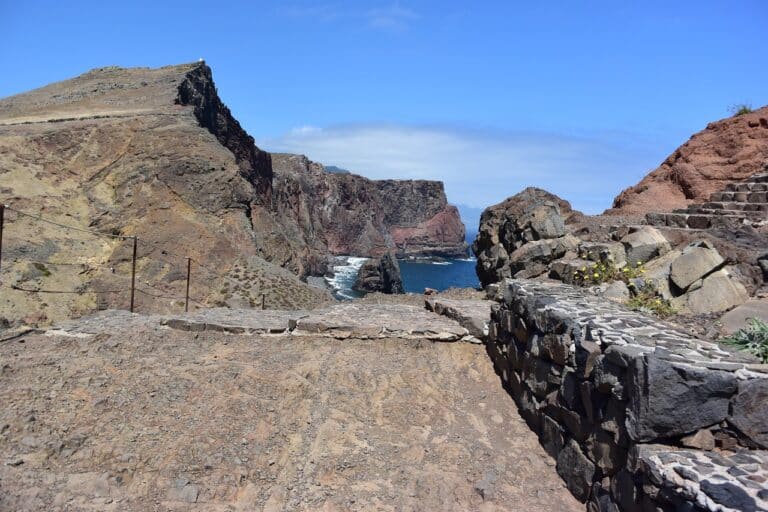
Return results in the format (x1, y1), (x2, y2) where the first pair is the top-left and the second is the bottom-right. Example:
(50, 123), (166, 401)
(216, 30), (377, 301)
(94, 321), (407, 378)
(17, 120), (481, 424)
(0, 62), (465, 326)
(263, 153), (467, 277)
(1, 62), (767, 512)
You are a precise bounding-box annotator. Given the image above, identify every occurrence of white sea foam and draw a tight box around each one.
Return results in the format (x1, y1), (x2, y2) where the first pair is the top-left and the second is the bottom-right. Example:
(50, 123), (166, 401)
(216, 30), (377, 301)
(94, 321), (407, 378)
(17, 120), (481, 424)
(325, 256), (369, 298)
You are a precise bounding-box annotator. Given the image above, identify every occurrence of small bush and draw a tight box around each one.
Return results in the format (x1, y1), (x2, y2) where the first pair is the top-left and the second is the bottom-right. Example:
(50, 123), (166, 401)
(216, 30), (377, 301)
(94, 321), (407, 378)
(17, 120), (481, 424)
(572, 261), (646, 286)
(721, 318), (768, 363)
(33, 262), (52, 277)
(626, 280), (675, 318)
(729, 103), (753, 116)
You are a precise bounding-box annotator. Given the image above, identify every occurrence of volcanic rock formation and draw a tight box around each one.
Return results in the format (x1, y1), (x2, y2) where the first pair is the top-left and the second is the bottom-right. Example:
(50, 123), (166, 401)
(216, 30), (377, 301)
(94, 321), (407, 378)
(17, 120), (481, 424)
(264, 153), (468, 275)
(608, 106), (768, 214)
(0, 62), (464, 325)
(472, 187), (579, 286)
(353, 252), (404, 294)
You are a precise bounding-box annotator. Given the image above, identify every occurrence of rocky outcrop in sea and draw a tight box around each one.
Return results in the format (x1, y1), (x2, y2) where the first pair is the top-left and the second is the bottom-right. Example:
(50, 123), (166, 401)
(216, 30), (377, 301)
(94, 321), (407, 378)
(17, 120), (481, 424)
(353, 252), (404, 294)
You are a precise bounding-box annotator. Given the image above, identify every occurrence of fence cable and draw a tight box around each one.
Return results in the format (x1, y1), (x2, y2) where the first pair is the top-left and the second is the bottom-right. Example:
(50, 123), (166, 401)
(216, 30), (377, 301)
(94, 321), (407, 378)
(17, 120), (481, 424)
(0, 206), (224, 311)
(4, 205), (133, 239)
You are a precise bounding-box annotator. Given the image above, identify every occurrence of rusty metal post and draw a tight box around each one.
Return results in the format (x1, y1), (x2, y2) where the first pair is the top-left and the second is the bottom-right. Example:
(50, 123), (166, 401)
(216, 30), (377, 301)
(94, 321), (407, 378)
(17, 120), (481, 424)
(0, 204), (4, 274)
(130, 236), (137, 313)
(185, 257), (191, 312)
(261, 293), (265, 310)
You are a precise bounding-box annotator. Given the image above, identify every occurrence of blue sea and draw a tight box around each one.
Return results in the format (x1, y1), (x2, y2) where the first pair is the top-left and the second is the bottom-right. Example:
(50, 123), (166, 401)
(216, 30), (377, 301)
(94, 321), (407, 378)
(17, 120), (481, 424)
(325, 234), (480, 299)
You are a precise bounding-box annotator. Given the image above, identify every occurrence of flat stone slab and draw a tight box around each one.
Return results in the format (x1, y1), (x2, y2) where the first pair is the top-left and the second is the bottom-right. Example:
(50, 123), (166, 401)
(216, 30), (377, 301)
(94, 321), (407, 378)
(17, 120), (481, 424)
(293, 303), (472, 341)
(43, 305), (476, 342)
(721, 300), (768, 335)
(635, 445), (768, 512)
(425, 298), (494, 340)
(46, 309), (307, 336)
(160, 308), (307, 334)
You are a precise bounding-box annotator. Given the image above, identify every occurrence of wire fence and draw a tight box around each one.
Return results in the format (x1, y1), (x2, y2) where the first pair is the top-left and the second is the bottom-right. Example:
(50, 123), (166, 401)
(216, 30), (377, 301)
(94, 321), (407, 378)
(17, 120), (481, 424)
(0, 203), (241, 315)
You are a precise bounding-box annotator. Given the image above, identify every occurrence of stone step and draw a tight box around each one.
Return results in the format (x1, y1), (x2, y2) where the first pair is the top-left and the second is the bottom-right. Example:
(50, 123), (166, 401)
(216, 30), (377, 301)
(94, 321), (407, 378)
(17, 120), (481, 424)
(672, 207), (767, 218)
(724, 182), (768, 192)
(709, 190), (768, 202)
(645, 212), (762, 230)
(700, 201), (768, 212)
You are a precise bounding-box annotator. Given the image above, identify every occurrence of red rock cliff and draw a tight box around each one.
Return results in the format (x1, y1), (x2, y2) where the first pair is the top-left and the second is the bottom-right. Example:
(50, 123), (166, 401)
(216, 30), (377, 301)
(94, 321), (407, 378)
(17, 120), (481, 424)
(608, 106), (768, 214)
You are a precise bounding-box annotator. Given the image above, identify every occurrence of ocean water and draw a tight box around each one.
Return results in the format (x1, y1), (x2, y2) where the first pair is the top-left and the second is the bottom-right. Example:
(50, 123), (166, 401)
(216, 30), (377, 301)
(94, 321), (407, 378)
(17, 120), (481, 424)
(398, 257), (479, 293)
(326, 255), (480, 299)
(325, 257), (368, 299)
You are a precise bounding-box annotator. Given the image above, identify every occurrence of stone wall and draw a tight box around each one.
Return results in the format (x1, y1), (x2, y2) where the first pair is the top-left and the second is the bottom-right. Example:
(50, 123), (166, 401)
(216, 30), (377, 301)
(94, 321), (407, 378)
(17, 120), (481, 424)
(486, 279), (768, 511)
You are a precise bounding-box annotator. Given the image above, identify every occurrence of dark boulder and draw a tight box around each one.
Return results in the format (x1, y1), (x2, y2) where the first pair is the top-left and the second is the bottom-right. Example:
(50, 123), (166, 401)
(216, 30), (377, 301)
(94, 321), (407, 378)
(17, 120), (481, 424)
(353, 252), (404, 294)
(472, 187), (579, 287)
(625, 354), (738, 442)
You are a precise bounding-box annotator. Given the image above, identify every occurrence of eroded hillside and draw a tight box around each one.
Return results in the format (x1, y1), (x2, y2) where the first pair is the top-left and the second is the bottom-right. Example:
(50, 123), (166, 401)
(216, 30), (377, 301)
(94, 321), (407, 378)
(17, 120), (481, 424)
(0, 62), (466, 325)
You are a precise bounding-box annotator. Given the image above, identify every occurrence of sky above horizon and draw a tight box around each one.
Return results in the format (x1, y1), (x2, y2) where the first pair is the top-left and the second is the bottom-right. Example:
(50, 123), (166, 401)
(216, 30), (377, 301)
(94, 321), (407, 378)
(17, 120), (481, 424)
(2, 1), (767, 214)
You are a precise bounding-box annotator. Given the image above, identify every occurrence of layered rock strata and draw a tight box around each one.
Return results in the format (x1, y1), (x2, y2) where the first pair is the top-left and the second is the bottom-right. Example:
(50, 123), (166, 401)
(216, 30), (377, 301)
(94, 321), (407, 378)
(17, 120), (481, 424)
(0, 62), (332, 323)
(609, 106), (768, 214)
(265, 154), (468, 275)
(486, 279), (767, 510)
(0, 63), (466, 323)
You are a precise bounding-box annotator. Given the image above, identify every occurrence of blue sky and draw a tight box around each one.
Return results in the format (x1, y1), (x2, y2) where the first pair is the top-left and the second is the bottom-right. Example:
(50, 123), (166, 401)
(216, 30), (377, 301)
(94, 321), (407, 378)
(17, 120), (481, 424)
(2, 1), (767, 213)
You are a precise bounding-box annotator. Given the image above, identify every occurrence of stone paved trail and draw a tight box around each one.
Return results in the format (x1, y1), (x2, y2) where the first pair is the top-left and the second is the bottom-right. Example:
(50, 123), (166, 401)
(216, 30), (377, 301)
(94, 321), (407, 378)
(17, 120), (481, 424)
(0, 309), (580, 511)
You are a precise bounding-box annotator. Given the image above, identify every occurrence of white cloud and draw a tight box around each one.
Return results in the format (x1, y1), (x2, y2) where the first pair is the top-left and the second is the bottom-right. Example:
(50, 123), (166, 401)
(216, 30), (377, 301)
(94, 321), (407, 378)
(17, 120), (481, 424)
(279, 2), (419, 31)
(366, 3), (419, 30)
(261, 124), (659, 214)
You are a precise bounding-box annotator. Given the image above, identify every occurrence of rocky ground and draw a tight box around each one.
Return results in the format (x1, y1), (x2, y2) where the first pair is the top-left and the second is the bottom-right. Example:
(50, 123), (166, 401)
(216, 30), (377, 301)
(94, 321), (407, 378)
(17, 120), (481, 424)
(0, 306), (580, 512)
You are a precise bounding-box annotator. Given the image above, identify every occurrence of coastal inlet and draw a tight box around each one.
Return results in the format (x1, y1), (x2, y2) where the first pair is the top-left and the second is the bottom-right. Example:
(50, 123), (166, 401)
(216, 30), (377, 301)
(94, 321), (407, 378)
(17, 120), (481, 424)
(324, 255), (479, 299)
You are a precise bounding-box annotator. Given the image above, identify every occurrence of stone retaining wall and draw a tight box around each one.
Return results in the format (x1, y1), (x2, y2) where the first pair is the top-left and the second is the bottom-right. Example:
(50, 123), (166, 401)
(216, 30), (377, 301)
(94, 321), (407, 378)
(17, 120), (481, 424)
(487, 279), (768, 511)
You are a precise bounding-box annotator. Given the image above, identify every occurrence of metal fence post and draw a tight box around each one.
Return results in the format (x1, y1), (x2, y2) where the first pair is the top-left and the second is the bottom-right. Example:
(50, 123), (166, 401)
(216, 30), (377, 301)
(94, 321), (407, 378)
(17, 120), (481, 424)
(185, 257), (191, 312)
(0, 205), (4, 274)
(130, 236), (137, 313)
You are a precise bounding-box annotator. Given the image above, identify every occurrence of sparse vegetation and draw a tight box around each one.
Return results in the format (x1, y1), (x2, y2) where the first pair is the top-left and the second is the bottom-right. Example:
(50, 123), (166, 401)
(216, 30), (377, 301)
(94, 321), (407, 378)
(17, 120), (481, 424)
(32, 262), (52, 277)
(728, 103), (753, 116)
(721, 318), (768, 363)
(572, 261), (646, 286)
(626, 280), (675, 318)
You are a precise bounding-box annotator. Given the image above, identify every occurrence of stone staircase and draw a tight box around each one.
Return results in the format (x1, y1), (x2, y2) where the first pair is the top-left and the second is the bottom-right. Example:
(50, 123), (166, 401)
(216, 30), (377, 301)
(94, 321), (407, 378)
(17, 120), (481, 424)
(645, 170), (768, 229)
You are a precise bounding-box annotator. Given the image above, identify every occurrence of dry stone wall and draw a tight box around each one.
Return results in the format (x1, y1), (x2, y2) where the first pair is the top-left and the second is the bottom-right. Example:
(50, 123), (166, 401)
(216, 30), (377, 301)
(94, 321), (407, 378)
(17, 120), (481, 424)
(486, 279), (768, 511)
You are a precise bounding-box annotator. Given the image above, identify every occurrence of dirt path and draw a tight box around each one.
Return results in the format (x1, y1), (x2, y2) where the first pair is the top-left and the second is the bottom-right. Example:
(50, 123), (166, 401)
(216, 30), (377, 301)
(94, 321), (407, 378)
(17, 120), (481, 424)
(0, 318), (580, 511)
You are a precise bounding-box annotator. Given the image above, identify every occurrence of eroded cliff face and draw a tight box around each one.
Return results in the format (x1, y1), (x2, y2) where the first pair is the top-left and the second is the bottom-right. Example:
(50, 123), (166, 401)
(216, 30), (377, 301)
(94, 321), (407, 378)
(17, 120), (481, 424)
(176, 65), (273, 200)
(0, 62), (330, 325)
(608, 106), (768, 214)
(260, 154), (468, 275)
(0, 62), (468, 324)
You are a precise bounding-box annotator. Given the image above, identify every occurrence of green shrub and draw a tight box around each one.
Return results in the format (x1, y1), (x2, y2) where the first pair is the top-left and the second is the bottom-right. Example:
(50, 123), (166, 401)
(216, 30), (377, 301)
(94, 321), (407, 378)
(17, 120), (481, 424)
(32, 262), (52, 277)
(626, 280), (675, 318)
(729, 103), (753, 116)
(572, 261), (646, 286)
(721, 318), (768, 363)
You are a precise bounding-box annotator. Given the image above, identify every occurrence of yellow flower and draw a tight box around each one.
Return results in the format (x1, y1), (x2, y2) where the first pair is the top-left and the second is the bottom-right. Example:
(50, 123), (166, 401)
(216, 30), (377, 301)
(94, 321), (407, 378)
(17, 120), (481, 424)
(622, 267), (629, 273)
(593, 273), (599, 279)
(581, 266), (587, 272)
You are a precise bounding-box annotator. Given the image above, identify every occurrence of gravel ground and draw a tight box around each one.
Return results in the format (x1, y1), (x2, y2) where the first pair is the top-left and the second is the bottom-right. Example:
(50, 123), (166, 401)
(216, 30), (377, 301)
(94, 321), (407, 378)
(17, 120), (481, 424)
(0, 313), (580, 511)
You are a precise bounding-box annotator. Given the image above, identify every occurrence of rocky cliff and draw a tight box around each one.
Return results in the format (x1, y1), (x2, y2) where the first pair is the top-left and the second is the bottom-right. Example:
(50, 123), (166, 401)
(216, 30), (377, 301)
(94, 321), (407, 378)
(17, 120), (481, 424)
(260, 153), (467, 275)
(608, 106), (768, 214)
(0, 62), (466, 324)
(0, 62), (327, 324)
